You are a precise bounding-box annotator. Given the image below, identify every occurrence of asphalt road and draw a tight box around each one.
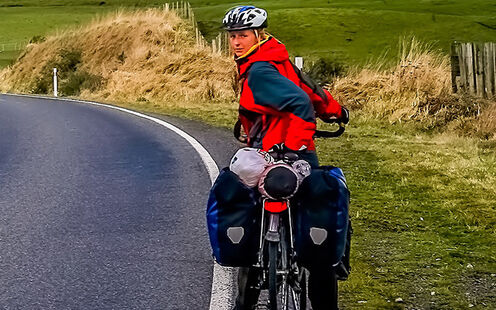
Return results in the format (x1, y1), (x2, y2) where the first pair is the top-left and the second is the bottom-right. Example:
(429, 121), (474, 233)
(0, 94), (240, 309)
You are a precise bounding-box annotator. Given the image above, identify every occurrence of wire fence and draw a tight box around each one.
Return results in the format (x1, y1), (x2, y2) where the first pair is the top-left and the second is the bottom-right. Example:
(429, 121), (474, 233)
(0, 41), (30, 52)
(164, 1), (231, 56)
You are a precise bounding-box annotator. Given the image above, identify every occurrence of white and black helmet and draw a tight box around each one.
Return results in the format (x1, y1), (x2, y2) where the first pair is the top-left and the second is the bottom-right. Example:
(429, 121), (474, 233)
(223, 5), (268, 31)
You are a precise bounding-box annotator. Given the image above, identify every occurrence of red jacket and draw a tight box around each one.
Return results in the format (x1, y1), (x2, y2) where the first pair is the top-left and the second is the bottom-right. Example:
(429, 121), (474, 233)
(236, 36), (342, 151)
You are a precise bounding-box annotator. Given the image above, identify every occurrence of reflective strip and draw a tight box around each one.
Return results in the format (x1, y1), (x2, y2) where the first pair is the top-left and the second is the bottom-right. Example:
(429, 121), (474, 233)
(310, 227), (328, 245)
(227, 227), (245, 244)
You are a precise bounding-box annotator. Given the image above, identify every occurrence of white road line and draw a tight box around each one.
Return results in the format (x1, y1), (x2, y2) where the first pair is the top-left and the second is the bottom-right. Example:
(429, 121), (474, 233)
(1, 93), (237, 310)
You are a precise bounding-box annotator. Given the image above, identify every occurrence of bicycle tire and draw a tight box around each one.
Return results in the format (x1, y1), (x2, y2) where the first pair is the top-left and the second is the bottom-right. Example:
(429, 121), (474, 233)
(286, 268), (307, 310)
(330, 269), (338, 310)
(298, 268), (307, 310)
(268, 241), (278, 310)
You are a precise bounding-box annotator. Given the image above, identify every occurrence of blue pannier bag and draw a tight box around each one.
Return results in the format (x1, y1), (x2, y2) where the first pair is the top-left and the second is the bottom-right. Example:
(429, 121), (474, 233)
(206, 167), (261, 267)
(293, 166), (350, 268)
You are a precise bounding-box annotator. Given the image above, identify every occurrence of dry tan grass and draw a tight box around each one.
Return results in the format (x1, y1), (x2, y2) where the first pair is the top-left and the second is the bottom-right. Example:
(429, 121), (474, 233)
(331, 38), (451, 119)
(329, 38), (494, 137)
(0, 8), (237, 105)
(477, 102), (496, 137)
(1, 20), (493, 138)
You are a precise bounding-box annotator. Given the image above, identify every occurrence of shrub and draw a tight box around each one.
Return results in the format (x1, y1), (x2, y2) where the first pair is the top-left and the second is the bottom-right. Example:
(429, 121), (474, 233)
(305, 57), (346, 85)
(32, 76), (50, 94)
(30, 48), (102, 95)
(60, 71), (102, 96)
(29, 35), (46, 44)
(55, 49), (82, 74)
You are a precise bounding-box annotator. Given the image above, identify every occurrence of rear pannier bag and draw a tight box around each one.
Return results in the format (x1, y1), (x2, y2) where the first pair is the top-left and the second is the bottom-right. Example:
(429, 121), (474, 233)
(207, 167), (261, 267)
(293, 166), (350, 268)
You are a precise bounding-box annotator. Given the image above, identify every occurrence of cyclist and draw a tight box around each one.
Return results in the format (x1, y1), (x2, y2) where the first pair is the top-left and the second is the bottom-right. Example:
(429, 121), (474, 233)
(223, 5), (349, 310)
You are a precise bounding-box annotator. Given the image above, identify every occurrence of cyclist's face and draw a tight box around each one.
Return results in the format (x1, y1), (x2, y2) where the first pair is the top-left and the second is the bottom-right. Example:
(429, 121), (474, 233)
(229, 30), (258, 57)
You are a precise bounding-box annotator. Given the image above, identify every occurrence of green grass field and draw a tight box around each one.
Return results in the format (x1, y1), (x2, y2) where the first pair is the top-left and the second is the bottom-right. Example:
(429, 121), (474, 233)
(1, 0), (495, 67)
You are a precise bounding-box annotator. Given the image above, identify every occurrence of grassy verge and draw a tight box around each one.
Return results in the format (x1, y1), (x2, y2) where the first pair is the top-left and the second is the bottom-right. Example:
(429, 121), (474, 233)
(317, 116), (496, 309)
(91, 97), (496, 308)
(104, 98), (238, 129)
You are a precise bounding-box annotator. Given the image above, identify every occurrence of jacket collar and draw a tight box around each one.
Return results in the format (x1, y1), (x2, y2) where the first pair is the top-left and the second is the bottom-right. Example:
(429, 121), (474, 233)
(236, 36), (289, 76)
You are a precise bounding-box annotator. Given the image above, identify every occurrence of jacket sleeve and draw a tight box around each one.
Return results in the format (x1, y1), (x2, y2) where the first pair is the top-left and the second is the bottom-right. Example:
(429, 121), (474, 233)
(247, 61), (316, 151)
(298, 79), (342, 119)
(314, 89), (342, 119)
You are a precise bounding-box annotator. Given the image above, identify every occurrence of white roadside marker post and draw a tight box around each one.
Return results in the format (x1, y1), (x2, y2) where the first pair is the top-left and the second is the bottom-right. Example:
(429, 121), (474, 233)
(53, 68), (58, 97)
(295, 56), (303, 70)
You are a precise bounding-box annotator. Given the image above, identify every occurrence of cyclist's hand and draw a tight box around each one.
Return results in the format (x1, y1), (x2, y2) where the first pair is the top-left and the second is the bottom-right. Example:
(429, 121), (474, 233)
(269, 143), (301, 163)
(269, 143), (285, 155)
(321, 106), (349, 125)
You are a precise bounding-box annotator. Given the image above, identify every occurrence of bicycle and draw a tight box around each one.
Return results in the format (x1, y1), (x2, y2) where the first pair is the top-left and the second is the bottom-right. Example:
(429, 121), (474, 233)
(248, 120), (346, 310)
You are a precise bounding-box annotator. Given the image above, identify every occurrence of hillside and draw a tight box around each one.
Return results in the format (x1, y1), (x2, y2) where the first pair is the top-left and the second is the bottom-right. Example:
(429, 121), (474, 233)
(0, 9), (237, 113)
(1, 0), (496, 67)
(1, 6), (494, 138)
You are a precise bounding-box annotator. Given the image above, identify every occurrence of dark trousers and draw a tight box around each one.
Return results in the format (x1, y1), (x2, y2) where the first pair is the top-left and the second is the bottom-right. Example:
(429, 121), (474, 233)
(234, 267), (337, 310)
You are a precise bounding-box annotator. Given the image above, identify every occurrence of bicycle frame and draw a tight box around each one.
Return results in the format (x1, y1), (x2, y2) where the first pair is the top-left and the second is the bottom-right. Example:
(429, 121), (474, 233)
(255, 198), (304, 310)
(257, 199), (292, 264)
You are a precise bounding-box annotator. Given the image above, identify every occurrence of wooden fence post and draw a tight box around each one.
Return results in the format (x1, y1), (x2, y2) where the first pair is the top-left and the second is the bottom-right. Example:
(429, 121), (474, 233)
(493, 42), (496, 97)
(474, 43), (484, 97)
(466, 43), (476, 95)
(295, 57), (304, 70)
(483, 43), (492, 98)
(458, 43), (465, 92)
(486, 43), (495, 98)
(451, 43), (460, 93)
(217, 32), (222, 55)
(225, 32), (230, 56)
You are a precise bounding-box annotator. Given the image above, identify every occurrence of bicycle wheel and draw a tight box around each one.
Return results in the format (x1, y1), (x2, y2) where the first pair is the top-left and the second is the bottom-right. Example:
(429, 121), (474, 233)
(268, 240), (278, 310)
(330, 269), (338, 310)
(287, 268), (307, 310)
(279, 225), (289, 310)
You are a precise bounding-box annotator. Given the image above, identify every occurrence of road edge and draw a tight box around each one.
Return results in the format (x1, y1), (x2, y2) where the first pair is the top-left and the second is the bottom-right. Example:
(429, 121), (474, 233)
(1, 93), (237, 310)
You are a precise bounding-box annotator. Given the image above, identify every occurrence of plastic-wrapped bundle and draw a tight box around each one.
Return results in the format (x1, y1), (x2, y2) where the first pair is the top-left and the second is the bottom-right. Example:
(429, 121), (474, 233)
(229, 147), (273, 188)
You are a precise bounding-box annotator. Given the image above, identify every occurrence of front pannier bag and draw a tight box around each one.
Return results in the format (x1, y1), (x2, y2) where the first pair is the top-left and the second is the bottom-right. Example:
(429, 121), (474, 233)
(207, 168), (261, 267)
(293, 166), (350, 268)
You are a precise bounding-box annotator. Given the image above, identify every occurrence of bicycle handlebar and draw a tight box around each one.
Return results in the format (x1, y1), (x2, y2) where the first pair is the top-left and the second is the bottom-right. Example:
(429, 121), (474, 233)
(234, 118), (346, 143)
(314, 118), (346, 138)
